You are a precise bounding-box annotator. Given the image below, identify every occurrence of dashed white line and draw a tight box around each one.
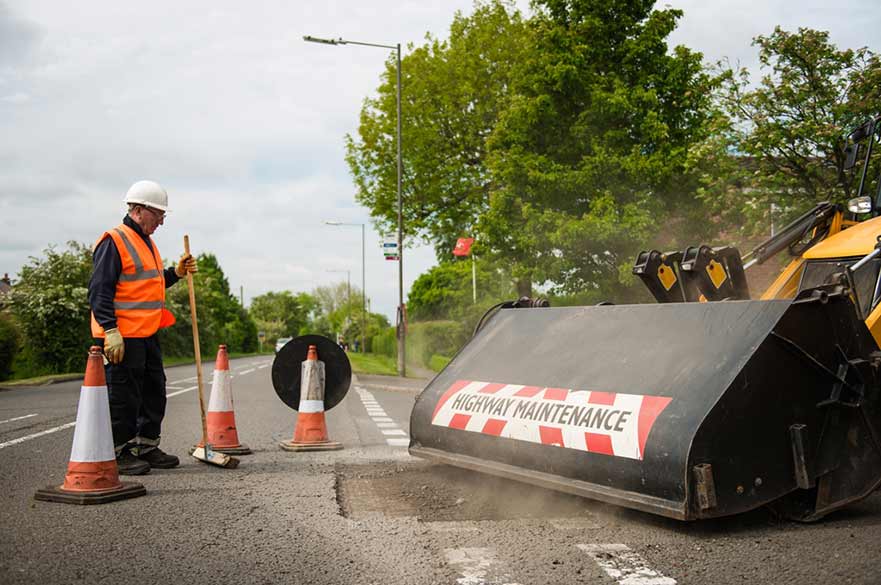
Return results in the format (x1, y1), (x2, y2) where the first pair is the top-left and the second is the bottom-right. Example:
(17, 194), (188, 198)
(578, 544), (676, 585)
(0, 413), (38, 425)
(0, 422), (77, 450)
(0, 359), (265, 450)
(166, 385), (199, 398)
(357, 385), (410, 447)
(239, 368), (255, 375)
(381, 429), (408, 436)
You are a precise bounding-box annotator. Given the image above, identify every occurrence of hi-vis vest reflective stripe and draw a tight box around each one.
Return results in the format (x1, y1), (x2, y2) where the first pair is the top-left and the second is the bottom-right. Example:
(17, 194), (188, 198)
(90, 224), (171, 338)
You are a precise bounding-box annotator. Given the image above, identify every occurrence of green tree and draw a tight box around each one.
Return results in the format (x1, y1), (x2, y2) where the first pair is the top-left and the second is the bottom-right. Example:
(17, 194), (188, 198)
(161, 253), (257, 356)
(249, 291), (308, 344)
(712, 27), (881, 234)
(484, 0), (716, 298)
(407, 258), (515, 321)
(311, 282), (364, 344)
(346, 1), (529, 258)
(0, 313), (20, 381)
(8, 242), (93, 374)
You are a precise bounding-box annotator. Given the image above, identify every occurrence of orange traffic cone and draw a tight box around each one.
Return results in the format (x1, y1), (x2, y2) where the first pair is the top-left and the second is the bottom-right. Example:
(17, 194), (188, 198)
(195, 345), (251, 455)
(279, 344), (342, 452)
(34, 346), (146, 504)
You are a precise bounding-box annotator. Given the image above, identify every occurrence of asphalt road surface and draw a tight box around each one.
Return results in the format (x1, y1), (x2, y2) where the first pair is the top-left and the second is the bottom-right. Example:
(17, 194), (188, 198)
(1, 356), (879, 584)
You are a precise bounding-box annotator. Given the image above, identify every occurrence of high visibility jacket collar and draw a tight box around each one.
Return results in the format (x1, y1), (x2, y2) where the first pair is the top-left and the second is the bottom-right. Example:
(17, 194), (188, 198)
(90, 224), (167, 338)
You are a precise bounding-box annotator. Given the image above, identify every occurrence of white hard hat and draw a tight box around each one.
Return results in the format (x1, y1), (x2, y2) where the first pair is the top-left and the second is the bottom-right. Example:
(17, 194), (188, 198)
(124, 180), (169, 212)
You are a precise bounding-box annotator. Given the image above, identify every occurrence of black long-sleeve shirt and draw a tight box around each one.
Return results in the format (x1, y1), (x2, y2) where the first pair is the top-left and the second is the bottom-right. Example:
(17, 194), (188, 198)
(88, 215), (179, 330)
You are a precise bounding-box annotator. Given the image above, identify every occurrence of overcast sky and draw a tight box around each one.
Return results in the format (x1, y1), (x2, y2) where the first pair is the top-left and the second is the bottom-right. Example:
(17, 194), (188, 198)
(1, 1), (878, 320)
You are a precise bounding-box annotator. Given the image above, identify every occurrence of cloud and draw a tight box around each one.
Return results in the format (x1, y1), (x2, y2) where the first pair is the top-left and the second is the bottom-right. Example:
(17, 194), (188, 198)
(0, 0), (877, 320)
(0, 2), (41, 69)
(666, 0), (881, 70)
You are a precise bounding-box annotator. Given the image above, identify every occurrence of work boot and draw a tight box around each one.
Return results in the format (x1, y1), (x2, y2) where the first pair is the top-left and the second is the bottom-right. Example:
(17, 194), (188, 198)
(136, 447), (179, 469)
(116, 448), (151, 476)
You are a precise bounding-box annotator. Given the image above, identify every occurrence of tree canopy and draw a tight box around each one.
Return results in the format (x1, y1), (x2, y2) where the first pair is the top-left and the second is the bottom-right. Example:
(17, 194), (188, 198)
(347, 0), (716, 300)
(346, 0), (529, 259)
(248, 290), (308, 343)
(484, 0), (715, 296)
(707, 27), (881, 233)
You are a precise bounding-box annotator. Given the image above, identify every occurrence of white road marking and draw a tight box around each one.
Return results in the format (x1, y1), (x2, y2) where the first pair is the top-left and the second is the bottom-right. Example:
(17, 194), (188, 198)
(0, 359), (263, 450)
(445, 547), (520, 585)
(239, 368), (255, 375)
(381, 429), (408, 436)
(0, 422), (77, 450)
(355, 387), (411, 446)
(166, 385), (199, 398)
(257, 364), (269, 369)
(578, 544), (676, 585)
(169, 375), (198, 384)
(0, 414), (38, 425)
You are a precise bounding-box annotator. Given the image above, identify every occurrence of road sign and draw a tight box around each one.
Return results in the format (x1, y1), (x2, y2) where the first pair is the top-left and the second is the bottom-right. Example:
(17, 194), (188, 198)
(383, 238), (399, 261)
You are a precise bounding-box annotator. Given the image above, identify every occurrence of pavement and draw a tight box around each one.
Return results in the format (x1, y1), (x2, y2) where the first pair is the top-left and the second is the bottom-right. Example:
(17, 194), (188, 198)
(1, 355), (879, 584)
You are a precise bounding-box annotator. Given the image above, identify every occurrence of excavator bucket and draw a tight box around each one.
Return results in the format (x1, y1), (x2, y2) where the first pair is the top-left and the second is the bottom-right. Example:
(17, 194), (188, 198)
(409, 292), (881, 520)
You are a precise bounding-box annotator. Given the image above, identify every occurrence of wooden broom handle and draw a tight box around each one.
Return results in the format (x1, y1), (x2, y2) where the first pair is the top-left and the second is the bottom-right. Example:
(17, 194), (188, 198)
(184, 235), (209, 446)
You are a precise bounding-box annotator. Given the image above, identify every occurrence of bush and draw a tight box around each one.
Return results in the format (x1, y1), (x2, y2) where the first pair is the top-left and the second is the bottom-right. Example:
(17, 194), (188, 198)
(406, 321), (467, 369)
(428, 354), (451, 372)
(371, 326), (397, 358)
(0, 314), (20, 381)
(8, 242), (93, 374)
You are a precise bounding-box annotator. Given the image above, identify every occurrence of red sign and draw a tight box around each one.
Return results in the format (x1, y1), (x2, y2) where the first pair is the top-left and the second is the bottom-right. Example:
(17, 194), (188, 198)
(453, 237), (474, 257)
(431, 380), (672, 460)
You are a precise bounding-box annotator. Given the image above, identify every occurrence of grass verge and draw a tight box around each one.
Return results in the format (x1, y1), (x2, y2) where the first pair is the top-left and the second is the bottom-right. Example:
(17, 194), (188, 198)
(347, 352), (398, 376)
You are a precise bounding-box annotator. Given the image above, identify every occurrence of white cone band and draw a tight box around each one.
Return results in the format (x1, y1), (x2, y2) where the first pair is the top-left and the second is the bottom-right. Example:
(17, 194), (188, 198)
(298, 400), (325, 413)
(208, 369), (233, 412)
(69, 386), (116, 463)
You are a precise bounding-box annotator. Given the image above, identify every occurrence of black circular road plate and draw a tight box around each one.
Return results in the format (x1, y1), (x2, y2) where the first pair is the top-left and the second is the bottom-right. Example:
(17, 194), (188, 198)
(271, 334), (351, 411)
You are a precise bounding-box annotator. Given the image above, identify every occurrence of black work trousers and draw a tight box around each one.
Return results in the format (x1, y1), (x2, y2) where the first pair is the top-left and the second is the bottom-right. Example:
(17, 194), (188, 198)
(100, 334), (167, 449)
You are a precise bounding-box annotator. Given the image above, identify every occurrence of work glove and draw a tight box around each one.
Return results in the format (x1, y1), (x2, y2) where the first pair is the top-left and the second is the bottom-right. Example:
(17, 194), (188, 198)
(104, 327), (125, 365)
(175, 253), (198, 278)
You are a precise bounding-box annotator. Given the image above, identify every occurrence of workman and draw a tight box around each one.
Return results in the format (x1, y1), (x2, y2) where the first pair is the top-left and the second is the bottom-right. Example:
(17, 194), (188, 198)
(88, 180), (197, 475)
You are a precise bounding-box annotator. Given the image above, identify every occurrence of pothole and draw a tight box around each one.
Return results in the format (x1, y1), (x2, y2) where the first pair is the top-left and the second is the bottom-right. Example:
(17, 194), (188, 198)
(335, 461), (596, 522)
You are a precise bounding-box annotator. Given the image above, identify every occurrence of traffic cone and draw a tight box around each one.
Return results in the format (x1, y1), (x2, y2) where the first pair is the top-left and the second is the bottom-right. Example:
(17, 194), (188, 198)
(279, 344), (342, 452)
(34, 346), (146, 505)
(195, 345), (251, 455)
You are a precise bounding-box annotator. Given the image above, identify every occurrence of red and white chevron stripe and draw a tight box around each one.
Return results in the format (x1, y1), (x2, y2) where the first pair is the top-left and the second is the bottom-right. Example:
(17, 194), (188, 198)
(431, 380), (672, 460)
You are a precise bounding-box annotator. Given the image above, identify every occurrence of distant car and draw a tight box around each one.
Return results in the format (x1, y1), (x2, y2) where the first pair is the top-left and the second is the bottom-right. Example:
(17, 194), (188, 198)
(275, 337), (292, 354)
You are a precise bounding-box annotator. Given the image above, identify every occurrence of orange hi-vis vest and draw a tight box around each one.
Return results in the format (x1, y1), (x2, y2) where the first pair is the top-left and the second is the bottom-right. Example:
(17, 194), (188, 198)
(90, 224), (174, 339)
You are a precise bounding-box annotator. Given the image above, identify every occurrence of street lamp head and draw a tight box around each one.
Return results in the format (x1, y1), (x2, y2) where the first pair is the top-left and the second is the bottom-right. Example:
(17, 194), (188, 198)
(324, 220), (343, 226)
(303, 35), (346, 46)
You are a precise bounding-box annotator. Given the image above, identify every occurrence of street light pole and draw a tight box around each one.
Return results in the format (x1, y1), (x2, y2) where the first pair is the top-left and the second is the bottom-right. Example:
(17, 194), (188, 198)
(327, 269), (351, 346)
(325, 221), (366, 353)
(394, 42), (405, 378)
(305, 34), (406, 376)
